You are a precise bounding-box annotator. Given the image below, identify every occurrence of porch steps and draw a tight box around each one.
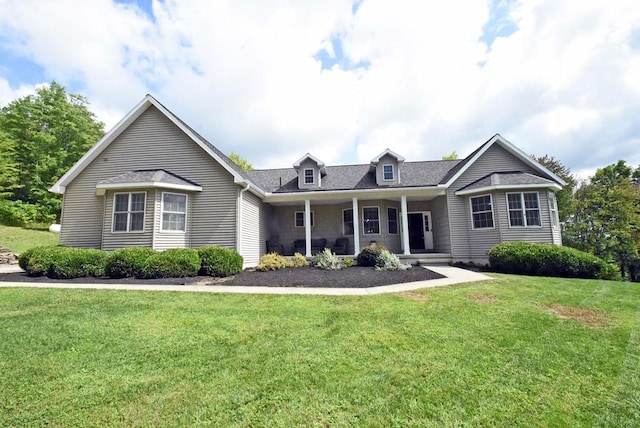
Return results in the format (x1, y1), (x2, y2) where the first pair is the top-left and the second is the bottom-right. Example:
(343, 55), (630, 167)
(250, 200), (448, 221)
(399, 253), (452, 266)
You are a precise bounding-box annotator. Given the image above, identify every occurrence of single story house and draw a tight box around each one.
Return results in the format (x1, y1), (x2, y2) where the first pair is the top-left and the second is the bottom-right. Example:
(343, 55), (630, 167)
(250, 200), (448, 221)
(50, 95), (565, 266)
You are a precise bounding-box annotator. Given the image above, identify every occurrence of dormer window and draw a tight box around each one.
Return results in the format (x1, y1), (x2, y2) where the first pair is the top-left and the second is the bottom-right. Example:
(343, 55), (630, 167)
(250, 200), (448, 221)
(304, 168), (314, 184)
(383, 164), (394, 181)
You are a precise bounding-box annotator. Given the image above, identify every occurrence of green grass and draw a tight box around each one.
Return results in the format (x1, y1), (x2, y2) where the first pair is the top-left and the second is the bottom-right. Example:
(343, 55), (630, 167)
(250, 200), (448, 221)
(1, 274), (639, 426)
(0, 224), (59, 254)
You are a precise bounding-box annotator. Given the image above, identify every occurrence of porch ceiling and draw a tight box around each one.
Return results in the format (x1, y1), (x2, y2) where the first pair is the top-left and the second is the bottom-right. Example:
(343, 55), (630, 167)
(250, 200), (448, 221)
(263, 187), (446, 206)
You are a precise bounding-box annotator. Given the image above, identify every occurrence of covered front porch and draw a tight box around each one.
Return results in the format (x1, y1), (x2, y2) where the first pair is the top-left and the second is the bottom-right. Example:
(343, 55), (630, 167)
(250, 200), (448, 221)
(262, 187), (452, 258)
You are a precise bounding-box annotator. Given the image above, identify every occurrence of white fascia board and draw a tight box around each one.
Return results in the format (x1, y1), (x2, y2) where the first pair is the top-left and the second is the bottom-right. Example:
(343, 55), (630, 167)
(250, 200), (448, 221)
(455, 182), (562, 196)
(370, 148), (405, 164)
(263, 185), (447, 203)
(95, 182), (203, 192)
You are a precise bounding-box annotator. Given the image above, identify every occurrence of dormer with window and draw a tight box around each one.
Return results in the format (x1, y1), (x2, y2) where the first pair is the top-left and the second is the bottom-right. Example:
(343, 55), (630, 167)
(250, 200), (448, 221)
(293, 153), (326, 189)
(370, 149), (405, 186)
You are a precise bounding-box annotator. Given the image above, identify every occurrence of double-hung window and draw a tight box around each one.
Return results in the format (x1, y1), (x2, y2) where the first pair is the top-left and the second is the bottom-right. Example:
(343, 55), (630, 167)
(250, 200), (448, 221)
(162, 192), (187, 232)
(470, 195), (494, 229)
(295, 211), (314, 227)
(113, 192), (146, 232)
(304, 169), (314, 184)
(387, 207), (398, 234)
(507, 192), (541, 227)
(343, 209), (354, 235)
(549, 193), (559, 227)
(383, 164), (394, 181)
(363, 206), (380, 235)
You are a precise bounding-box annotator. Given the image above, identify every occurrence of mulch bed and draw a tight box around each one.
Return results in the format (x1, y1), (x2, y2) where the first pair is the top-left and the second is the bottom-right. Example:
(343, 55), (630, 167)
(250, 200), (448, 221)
(0, 266), (444, 288)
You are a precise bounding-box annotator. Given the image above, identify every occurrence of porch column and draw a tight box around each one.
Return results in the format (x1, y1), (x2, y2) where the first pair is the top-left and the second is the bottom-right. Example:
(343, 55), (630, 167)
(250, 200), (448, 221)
(304, 199), (312, 257)
(401, 195), (410, 255)
(352, 198), (360, 255)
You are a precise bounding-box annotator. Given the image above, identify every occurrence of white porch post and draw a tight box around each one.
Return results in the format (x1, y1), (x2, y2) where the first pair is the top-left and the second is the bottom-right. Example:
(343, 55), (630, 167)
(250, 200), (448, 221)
(304, 199), (312, 257)
(352, 197), (360, 255)
(401, 195), (410, 255)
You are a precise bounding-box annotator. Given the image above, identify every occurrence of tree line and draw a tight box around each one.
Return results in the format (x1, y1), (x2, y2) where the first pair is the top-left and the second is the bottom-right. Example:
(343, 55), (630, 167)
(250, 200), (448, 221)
(1, 82), (638, 279)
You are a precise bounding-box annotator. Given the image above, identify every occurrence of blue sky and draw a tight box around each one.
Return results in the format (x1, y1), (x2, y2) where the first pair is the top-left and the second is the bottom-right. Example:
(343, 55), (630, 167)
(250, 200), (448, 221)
(1, 0), (639, 178)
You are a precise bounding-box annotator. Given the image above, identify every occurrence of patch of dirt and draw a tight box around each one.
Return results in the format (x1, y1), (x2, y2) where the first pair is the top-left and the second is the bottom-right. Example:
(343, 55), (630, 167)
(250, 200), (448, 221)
(0, 265), (444, 288)
(467, 293), (499, 304)
(539, 304), (613, 329)
(396, 291), (430, 302)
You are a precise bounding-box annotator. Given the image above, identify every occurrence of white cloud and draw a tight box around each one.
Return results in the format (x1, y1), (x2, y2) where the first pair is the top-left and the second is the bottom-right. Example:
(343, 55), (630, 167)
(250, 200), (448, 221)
(0, 0), (638, 174)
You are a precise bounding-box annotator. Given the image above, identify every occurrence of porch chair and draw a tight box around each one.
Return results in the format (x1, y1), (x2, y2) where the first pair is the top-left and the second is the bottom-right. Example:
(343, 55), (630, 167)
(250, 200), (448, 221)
(266, 235), (284, 255)
(331, 237), (349, 255)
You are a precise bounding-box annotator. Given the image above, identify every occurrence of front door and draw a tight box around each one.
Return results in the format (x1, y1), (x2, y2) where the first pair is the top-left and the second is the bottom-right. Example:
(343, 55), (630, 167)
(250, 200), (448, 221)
(408, 211), (434, 252)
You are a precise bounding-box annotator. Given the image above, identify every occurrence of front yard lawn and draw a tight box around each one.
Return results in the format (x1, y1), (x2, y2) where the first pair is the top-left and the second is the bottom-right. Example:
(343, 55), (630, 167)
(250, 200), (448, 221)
(1, 274), (639, 426)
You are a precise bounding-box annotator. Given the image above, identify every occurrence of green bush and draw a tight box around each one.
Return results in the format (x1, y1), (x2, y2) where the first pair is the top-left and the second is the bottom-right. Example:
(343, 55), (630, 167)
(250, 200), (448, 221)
(0, 199), (55, 227)
(18, 246), (65, 277)
(489, 241), (620, 280)
(256, 252), (288, 271)
(198, 246), (243, 277)
(106, 247), (156, 278)
(49, 248), (110, 279)
(137, 248), (201, 279)
(375, 250), (410, 271)
(343, 257), (354, 268)
(312, 248), (344, 270)
(357, 245), (386, 267)
(287, 252), (309, 268)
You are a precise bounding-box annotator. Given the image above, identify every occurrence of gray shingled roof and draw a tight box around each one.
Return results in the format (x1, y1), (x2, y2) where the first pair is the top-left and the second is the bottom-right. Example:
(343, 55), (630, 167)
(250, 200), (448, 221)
(456, 172), (557, 193)
(248, 160), (462, 193)
(98, 169), (200, 187)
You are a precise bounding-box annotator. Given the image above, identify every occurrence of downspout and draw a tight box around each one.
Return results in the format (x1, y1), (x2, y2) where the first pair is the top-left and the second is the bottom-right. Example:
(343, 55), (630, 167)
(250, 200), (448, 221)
(237, 182), (251, 255)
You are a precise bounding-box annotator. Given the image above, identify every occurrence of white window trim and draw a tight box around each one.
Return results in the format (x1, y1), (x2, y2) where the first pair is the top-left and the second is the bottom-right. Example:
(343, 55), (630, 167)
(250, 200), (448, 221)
(112, 191), (146, 233)
(304, 168), (315, 185)
(469, 194), (495, 230)
(161, 192), (188, 233)
(295, 211), (314, 228)
(548, 192), (559, 228)
(342, 208), (354, 236)
(506, 192), (542, 228)
(387, 207), (398, 235)
(362, 206), (381, 235)
(382, 164), (394, 181)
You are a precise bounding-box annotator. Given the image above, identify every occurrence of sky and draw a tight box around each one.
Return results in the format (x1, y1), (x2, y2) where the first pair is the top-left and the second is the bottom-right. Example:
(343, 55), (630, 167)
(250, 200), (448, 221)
(0, 0), (639, 179)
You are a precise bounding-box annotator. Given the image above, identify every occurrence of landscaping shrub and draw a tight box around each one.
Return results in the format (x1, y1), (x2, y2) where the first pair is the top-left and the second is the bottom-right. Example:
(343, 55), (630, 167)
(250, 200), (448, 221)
(0, 200), (53, 227)
(49, 248), (110, 279)
(287, 252), (309, 268)
(357, 245), (386, 267)
(106, 247), (156, 279)
(489, 241), (620, 280)
(375, 250), (410, 271)
(312, 248), (344, 270)
(343, 257), (354, 268)
(137, 248), (201, 279)
(198, 246), (243, 277)
(256, 252), (288, 271)
(19, 245), (67, 277)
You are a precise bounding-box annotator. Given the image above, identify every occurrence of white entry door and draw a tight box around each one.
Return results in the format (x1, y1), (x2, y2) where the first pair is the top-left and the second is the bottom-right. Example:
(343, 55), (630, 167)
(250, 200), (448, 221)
(423, 211), (434, 250)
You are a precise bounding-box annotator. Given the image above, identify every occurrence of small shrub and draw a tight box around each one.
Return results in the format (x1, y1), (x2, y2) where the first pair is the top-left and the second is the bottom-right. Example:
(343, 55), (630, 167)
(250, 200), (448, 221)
(357, 245), (386, 267)
(312, 248), (344, 270)
(257, 252), (288, 271)
(489, 241), (620, 280)
(137, 248), (201, 279)
(375, 250), (410, 271)
(343, 257), (354, 268)
(198, 246), (243, 277)
(49, 248), (110, 279)
(0, 200), (54, 227)
(287, 252), (309, 268)
(19, 246), (65, 277)
(106, 247), (156, 278)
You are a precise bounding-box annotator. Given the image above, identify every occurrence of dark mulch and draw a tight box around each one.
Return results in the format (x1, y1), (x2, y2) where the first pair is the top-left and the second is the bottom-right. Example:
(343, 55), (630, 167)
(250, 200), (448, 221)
(0, 266), (444, 288)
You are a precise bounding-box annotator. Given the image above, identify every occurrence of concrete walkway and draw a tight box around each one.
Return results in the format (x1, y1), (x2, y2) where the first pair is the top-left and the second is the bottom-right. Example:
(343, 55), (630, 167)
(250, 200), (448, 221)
(0, 264), (493, 295)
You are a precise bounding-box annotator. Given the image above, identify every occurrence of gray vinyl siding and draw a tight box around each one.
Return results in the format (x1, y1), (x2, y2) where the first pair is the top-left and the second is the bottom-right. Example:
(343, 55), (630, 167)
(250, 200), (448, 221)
(376, 154), (400, 185)
(497, 190), (557, 244)
(101, 189), (154, 250)
(448, 144), (540, 262)
(153, 190), (191, 251)
(297, 159), (321, 189)
(240, 191), (264, 266)
(60, 105), (238, 250)
(407, 196), (451, 253)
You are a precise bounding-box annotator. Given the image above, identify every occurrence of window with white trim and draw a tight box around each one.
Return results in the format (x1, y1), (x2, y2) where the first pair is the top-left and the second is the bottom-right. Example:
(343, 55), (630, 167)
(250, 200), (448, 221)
(363, 206), (380, 235)
(343, 209), (354, 235)
(304, 168), (314, 184)
(507, 192), (541, 227)
(548, 192), (559, 227)
(383, 164), (394, 181)
(161, 192), (187, 232)
(295, 211), (314, 227)
(113, 192), (146, 232)
(387, 207), (398, 234)
(470, 194), (494, 229)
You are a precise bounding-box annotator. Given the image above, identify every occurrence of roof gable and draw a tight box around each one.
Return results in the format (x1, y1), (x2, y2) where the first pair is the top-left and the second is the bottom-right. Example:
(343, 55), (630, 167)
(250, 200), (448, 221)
(50, 95), (260, 195)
